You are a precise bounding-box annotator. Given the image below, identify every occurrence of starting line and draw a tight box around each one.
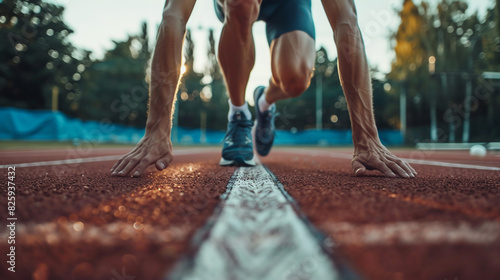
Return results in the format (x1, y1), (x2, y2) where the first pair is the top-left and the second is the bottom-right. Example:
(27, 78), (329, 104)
(2, 148), (498, 171)
(0, 148), (215, 169)
(321, 221), (500, 246)
(169, 165), (350, 280)
(284, 149), (500, 171)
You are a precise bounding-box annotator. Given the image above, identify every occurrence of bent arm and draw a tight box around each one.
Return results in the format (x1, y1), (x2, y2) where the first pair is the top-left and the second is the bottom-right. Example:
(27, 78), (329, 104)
(321, 0), (378, 152)
(147, 0), (197, 135)
(110, 0), (196, 177)
(321, 0), (416, 178)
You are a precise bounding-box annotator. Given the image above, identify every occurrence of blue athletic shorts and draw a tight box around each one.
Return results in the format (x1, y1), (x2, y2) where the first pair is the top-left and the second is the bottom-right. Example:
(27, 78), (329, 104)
(214, 0), (316, 45)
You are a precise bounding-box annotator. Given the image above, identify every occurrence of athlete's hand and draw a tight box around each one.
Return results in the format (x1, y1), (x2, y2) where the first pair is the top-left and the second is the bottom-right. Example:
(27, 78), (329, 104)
(351, 143), (417, 178)
(110, 131), (173, 177)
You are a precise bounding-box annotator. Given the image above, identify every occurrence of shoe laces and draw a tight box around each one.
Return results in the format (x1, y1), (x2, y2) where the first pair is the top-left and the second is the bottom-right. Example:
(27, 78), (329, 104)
(224, 119), (253, 142)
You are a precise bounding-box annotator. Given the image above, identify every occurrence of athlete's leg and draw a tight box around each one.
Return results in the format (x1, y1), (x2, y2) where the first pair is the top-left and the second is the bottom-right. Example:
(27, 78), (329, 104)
(217, 0), (261, 166)
(218, 0), (262, 106)
(265, 30), (315, 104)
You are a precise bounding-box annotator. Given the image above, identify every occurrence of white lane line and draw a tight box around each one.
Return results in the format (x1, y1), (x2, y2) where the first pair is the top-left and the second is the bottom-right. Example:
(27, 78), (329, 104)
(403, 158), (500, 171)
(0, 221), (190, 245)
(321, 221), (500, 245)
(282, 149), (500, 171)
(0, 147), (131, 156)
(0, 148), (216, 169)
(170, 165), (341, 280)
(5, 219), (498, 247)
(0, 155), (123, 169)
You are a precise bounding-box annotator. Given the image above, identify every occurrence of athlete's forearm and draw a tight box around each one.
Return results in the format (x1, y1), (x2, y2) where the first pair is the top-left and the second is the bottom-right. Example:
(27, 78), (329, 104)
(343, 82), (382, 153)
(146, 0), (196, 135)
(145, 15), (186, 136)
(321, 0), (382, 153)
(333, 22), (381, 153)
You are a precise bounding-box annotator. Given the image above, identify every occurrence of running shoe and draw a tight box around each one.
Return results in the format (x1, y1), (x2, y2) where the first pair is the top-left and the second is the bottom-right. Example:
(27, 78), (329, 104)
(220, 111), (256, 166)
(253, 86), (276, 156)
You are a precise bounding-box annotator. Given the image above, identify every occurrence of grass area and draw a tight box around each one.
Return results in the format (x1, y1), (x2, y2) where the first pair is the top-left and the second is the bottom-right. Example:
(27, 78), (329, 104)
(0, 140), (136, 151)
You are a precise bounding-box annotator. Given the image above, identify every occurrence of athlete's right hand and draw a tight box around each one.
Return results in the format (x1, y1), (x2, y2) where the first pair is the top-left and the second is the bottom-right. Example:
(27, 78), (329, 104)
(351, 141), (416, 178)
(110, 131), (173, 177)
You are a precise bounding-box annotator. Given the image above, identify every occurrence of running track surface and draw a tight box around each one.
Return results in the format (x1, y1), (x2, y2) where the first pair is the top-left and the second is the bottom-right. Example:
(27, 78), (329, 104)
(0, 146), (499, 280)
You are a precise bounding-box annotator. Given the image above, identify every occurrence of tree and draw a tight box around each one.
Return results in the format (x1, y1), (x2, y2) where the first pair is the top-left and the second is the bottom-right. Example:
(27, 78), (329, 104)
(388, 0), (499, 142)
(0, 0), (82, 113)
(77, 22), (151, 127)
(497, 0), (500, 35)
(177, 29), (204, 129)
(204, 29), (229, 131)
(480, 4), (500, 71)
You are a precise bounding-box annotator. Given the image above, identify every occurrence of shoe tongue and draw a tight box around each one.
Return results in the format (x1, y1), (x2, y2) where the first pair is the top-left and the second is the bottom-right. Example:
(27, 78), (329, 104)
(234, 111), (243, 121)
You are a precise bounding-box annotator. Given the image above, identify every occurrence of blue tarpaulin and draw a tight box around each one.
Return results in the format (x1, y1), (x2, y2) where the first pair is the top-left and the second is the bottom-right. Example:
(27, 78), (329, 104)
(0, 107), (403, 145)
(0, 107), (144, 143)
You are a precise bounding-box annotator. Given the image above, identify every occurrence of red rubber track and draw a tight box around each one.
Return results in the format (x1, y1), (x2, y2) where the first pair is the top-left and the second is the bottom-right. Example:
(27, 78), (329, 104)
(264, 148), (500, 280)
(0, 148), (234, 280)
(1, 147), (499, 279)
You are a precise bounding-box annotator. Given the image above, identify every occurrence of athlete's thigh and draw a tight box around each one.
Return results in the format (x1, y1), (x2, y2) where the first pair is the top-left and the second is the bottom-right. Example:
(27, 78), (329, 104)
(270, 31), (315, 83)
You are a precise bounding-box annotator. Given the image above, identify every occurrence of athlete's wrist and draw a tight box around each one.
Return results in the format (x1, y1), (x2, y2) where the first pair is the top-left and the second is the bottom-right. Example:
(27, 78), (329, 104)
(352, 128), (383, 155)
(145, 117), (172, 137)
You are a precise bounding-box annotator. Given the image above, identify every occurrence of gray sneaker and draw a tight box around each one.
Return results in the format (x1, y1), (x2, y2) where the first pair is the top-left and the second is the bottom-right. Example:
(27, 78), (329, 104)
(220, 111), (256, 166)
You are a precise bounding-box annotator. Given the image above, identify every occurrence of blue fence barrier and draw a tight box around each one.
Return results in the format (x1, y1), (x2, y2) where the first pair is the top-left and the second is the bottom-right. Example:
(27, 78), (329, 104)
(0, 107), (403, 146)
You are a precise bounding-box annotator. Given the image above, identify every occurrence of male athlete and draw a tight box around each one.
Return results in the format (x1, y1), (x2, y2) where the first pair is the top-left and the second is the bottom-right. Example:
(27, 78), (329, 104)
(111, 0), (417, 178)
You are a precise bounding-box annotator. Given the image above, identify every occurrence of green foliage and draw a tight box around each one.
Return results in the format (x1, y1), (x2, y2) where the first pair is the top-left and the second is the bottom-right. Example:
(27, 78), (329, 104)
(0, 0), (82, 113)
(388, 0), (500, 141)
(479, 6), (500, 71)
(77, 24), (151, 127)
(5, 0), (495, 138)
(177, 29), (228, 131)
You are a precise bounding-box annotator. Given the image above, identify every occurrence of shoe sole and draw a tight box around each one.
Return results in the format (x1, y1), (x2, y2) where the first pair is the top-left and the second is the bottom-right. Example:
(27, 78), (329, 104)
(219, 156), (256, 167)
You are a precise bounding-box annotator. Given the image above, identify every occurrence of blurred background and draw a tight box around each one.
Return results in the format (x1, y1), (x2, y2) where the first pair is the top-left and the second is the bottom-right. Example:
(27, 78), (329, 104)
(0, 0), (498, 147)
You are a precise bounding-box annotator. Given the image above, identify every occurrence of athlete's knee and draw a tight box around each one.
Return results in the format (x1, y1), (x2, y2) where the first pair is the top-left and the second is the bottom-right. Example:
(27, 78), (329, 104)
(281, 67), (312, 98)
(225, 0), (260, 31)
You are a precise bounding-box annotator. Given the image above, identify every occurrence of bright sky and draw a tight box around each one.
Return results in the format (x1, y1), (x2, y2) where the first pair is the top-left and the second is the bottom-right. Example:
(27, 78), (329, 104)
(49, 0), (493, 103)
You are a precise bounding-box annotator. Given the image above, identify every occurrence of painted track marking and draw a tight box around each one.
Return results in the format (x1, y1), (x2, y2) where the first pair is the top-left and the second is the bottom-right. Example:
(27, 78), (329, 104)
(0, 155), (123, 169)
(0, 147), (131, 156)
(169, 165), (343, 280)
(0, 221), (190, 245)
(4, 220), (497, 248)
(0, 148), (215, 169)
(4, 148), (498, 170)
(282, 149), (500, 171)
(321, 221), (500, 245)
(403, 158), (500, 171)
